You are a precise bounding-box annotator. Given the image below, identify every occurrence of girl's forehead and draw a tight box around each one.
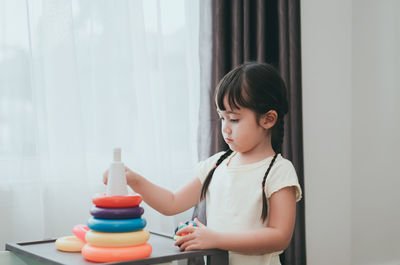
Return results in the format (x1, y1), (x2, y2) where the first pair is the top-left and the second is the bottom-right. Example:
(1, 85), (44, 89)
(217, 104), (250, 115)
(217, 108), (241, 115)
(218, 95), (241, 112)
(216, 101), (240, 113)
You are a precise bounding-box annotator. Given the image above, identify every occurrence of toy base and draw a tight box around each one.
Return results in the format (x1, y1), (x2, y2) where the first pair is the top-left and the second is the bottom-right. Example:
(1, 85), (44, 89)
(82, 242), (152, 263)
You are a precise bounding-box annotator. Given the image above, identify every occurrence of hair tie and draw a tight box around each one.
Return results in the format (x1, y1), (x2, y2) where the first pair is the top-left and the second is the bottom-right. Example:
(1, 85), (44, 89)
(213, 165), (217, 169)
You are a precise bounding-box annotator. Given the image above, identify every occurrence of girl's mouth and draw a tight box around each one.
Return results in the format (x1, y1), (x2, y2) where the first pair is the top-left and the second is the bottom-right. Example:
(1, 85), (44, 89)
(225, 138), (233, 143)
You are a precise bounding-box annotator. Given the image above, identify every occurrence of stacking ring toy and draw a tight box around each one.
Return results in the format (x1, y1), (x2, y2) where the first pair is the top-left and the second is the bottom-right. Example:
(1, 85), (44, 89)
(90, 206), (144, 219)
(55, 236), (85, 252)
(72, 224), (89, 243)
(87, 217), (146, 233)
(92, 193), (142, 208)
(82, 242), (152, 263)
(85, 229), (150, 247)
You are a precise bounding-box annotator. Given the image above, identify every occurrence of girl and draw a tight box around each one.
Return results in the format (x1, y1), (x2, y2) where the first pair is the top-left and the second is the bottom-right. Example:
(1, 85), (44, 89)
(104, 62), (302, 265)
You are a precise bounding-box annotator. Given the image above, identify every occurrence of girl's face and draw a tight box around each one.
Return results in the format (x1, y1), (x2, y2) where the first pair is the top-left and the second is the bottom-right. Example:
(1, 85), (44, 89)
(217, 97), (270, 155)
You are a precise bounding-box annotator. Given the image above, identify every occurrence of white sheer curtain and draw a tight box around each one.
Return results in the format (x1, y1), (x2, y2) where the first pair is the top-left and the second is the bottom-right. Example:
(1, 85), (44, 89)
(0, 0), (201, 249)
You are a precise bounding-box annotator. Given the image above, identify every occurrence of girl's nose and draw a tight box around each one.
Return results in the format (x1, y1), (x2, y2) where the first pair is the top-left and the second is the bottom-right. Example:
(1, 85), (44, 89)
(222, 122), (231, 134)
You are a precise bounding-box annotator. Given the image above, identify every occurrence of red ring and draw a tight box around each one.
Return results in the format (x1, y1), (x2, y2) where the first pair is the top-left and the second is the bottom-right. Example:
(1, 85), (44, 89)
(92, 193), (142, 208)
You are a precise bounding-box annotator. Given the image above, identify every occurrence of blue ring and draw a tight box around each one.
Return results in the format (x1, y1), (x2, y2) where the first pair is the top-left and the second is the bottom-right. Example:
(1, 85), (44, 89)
(87, 217), (146, 233)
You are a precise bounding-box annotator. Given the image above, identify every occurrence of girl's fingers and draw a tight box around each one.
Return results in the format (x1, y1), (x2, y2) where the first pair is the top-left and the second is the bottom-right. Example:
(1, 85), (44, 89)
(176, 226), (195, 236)
(174, 237), (183, 246)
(185, 243), (200, 251)
(174, 220), (206, 251)
(102, 170), (109, 184)
(179, 239), (195, 252)
(179, 242), (188, 251)
(174, 233), (195, 246)
(174, 236), (184, 246)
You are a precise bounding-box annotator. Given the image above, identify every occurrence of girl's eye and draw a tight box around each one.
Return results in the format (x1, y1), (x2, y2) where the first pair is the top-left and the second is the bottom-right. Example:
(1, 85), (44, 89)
(218, 116), (238, 123)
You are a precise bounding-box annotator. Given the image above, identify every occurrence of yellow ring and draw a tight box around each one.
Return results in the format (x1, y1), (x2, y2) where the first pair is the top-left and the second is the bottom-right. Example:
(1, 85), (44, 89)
(85, 229), (150, 247)
(55, 236), (85, 252)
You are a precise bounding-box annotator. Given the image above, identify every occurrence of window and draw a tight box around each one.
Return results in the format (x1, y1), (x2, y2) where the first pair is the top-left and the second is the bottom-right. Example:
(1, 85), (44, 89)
(0, 0), (201, 246)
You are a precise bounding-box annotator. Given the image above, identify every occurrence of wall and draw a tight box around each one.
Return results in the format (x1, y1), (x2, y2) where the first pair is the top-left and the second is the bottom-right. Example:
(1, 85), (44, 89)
(302, 1), (400, 265)
(301, 0), (352, 264)
(351, 0), (400, 264)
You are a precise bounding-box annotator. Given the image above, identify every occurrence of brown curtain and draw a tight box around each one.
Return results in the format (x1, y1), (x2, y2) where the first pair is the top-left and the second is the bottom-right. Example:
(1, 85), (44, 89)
(194, 0), (306, 264)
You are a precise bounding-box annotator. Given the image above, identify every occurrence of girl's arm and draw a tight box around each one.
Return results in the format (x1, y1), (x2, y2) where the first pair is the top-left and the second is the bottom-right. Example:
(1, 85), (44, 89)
(104, 167), (202, 216)
(175, 186), (297, 254)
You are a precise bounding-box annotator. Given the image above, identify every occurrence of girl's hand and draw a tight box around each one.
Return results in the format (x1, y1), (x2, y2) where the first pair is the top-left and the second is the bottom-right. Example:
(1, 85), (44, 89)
(174, 218), (219, 251)
(103, 167), (141, 187)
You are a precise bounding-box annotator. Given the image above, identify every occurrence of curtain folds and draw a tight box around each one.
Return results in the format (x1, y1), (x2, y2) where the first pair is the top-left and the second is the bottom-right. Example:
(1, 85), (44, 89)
(197, 0), (306, 264)
(277, 1), (306, 264)
(210, 0), (280, 154)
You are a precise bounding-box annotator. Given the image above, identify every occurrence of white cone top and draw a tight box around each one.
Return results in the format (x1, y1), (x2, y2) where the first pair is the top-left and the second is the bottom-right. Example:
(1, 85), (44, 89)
(106, 147), (129, 196)
(114, 148), (121, 162)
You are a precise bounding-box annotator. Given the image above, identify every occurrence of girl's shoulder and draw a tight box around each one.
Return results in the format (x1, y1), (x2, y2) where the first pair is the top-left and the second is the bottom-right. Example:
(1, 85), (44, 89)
(195, 151), (230, 183)
(273, 154), (296, 170)
(199, 150), (231, 165)
(268, 155), (299, 183)
(208, 150), (228, 160)
(265, 154), (302, 201)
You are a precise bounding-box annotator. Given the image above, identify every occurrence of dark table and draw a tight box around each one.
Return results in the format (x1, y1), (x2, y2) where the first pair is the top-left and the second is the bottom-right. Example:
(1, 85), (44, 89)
(6, 232), (228, 265)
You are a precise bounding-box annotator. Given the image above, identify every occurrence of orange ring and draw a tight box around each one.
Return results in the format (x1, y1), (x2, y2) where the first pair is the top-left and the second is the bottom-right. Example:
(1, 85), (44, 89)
(92, 193), (142, 208)
(82, 242), (152, 262)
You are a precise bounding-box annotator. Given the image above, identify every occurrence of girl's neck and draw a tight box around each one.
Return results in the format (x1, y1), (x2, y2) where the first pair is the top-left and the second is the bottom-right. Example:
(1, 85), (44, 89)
(229, 148), (276, 166)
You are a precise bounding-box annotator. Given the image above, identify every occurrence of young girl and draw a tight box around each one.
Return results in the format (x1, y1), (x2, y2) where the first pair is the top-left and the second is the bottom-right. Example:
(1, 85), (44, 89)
(104, 62), (302, 265)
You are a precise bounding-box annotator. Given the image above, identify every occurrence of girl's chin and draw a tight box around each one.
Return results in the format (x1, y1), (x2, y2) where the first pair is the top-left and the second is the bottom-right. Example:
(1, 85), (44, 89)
(227, 145), (247, 153)
(227, 144), (238, 151)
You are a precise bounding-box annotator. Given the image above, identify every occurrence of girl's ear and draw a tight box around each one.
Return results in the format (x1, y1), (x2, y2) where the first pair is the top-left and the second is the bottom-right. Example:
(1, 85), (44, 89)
(260, 110), (278, 129)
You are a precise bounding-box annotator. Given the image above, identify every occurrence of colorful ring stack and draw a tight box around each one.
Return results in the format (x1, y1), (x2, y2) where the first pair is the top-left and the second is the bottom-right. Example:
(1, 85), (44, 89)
(81, 192), (152, 263)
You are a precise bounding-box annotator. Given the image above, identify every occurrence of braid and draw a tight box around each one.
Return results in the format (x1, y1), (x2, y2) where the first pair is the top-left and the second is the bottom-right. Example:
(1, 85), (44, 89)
(261, 114), (284, 221)
(200, 149), (233, 200)
(261, 153), (279, 221)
